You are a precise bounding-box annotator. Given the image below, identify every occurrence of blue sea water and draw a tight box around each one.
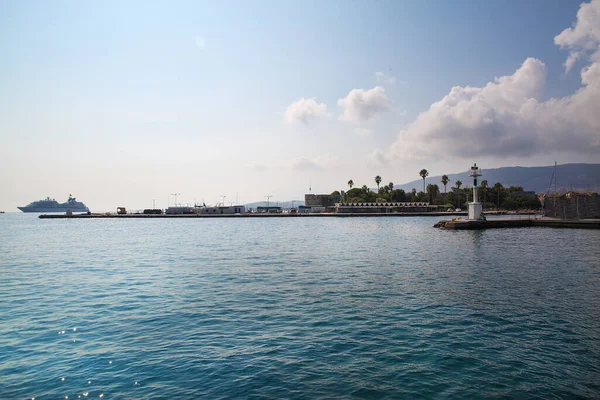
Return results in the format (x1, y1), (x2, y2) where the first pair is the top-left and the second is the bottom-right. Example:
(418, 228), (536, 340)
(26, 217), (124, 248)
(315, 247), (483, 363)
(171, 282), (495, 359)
(1, 213), (599, 399)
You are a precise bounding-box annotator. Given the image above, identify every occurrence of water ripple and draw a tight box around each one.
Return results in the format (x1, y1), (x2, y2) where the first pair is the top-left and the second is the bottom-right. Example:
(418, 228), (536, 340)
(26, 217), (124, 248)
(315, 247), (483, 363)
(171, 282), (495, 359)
(1, 214), (599, 398)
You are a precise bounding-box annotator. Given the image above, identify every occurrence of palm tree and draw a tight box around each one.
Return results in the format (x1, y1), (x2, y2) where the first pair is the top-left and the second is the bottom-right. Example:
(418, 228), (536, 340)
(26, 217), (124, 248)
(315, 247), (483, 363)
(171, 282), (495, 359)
(441, 175), (449, 196)
(455, 180), (462, 209)
(348, 179), (354, 190)
(388, 182), (394, 201)
(493, 182), (504, 209)
(411, 188), (417, 201)
(480, 180), (488, 207)
(375, 175), (382, 191)
(419, 169), (429, 192)
(426, 183), (439, 204)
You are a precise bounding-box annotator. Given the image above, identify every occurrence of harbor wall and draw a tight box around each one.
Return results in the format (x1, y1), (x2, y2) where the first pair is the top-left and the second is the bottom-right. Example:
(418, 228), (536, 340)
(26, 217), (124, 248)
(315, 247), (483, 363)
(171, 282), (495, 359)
(540, 192), (600, 220)
(305, 194), (341, 208)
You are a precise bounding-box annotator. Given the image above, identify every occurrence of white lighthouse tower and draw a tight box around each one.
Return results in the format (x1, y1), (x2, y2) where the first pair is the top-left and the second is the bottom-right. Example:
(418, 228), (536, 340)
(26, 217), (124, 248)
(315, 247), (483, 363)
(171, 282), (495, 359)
(468, 163), (483, 220)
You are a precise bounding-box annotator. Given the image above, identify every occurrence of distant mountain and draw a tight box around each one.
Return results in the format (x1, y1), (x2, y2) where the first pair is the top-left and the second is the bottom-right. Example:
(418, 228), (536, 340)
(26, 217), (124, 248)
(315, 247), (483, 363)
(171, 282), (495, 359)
(395, 163), (600, 194)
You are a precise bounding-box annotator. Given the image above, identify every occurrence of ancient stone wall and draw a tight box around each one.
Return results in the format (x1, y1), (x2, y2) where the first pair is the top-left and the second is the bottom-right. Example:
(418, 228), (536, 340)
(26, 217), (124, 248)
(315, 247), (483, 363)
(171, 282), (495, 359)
(541, 192), (600, 220)
(305, 194), (341, 207)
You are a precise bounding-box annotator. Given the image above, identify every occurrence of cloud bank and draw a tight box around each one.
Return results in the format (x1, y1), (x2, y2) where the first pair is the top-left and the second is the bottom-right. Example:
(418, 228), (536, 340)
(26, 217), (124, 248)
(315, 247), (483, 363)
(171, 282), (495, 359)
(554, 0), (600, 72)
(292, 154), (339, 171)
(354, 128), (373, 137)
(285, 98), (329, 124)
(387, 0), (600, 162)
(338, 86), (391, 122)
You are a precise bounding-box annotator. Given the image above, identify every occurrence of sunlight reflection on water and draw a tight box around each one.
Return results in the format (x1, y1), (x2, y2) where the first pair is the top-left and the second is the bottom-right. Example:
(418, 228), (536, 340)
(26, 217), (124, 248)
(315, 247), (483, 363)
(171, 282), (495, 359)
(1, 214), (599, 398)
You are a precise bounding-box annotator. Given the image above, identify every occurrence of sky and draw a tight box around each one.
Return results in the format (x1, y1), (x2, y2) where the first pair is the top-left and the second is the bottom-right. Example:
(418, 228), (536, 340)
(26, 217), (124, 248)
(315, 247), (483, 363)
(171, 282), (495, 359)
(1, 0), (599, 211)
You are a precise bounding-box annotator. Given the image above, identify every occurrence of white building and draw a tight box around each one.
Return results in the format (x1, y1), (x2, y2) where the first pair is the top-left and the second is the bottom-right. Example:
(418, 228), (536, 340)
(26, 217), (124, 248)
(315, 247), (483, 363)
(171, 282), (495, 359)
(165, 206), (196, 214)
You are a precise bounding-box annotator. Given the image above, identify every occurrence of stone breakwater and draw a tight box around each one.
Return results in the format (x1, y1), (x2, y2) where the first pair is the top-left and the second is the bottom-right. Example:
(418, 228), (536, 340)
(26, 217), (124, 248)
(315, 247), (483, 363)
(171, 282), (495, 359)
(39, 211), (468, 219)
(434, 218), (600, 230)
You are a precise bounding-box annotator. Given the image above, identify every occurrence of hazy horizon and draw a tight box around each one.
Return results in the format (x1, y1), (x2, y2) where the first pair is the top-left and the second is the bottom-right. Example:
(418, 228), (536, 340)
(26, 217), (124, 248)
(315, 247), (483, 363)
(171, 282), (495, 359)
(2, 0), (600, 211)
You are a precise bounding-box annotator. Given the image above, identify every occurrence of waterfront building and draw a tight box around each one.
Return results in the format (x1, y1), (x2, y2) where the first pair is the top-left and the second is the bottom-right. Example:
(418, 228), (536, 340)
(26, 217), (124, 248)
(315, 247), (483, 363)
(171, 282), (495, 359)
(298, 205), (312, 213)
(165, 206), (196, 214)
(335, 202), (439, 213)
(200, 205), (246, 215)
(256, 206), (282, 213)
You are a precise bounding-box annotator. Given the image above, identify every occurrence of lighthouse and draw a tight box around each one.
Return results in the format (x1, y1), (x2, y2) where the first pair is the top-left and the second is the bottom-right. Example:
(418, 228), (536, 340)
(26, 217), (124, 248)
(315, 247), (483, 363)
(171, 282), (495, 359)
(468, 163), (483, 220)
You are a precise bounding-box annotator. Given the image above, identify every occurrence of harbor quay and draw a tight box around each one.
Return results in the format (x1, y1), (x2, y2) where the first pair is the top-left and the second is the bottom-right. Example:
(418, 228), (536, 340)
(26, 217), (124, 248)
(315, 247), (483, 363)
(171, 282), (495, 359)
(31, 163), (600, 230)
(39, 211), (468, 219)
(434, 217), (600, 230)
(37, 212), (600, 229)
(434, 164), (600, 230)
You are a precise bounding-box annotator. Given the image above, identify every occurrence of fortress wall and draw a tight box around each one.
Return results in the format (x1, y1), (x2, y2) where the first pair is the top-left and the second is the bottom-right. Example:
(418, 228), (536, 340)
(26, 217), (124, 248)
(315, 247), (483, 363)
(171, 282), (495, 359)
(541, 193), (600, 220)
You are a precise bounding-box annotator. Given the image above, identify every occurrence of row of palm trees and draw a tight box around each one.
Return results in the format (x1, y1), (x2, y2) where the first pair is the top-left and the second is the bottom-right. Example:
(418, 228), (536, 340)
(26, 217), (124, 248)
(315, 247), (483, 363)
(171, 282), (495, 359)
(349, 170), (451, 197)
(346, 173), (539, 209)
(348, 172), (496, 197)
(346, 171), (490, 206)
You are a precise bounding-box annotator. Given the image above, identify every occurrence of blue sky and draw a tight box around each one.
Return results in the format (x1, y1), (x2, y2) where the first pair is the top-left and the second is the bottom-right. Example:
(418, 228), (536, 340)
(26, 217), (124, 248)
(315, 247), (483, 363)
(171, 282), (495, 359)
(1, 0), (599, 211)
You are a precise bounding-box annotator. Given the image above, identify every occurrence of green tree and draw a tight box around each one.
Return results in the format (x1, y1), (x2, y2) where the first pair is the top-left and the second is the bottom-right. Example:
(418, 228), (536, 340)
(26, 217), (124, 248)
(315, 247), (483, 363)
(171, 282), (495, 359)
(348, 179), (354, 190)
(441, 175), (449, 196)
(379, 185), (389, 199)
(394, 189), (406, 202)
(375, 175), (382, 191)
(502, 198), (518, 210)
(521, 197), (542, 210)
(346, 188), (363, 201)
(455, 180), (463, 209)
(426, 183), (439, 204)
(419, 169), (429, 192)
(411, 188), (417, 201)
(388, 182), (394, 201)
(480, 180), (488, 207)
(493, 182), (504, 209)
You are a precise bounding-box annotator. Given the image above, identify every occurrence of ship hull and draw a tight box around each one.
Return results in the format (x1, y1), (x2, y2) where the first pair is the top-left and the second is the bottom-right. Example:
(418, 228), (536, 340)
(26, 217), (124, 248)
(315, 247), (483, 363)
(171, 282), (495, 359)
(18, 206), (89, 213)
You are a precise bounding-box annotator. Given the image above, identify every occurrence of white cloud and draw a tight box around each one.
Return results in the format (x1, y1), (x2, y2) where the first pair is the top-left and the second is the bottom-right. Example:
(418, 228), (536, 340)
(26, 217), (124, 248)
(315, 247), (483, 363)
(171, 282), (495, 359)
(554, 0), (600, 72)
(338, 86), (391, 122)
(366, 149), (389, 167)
(354, 128), (373, 136)
(376, 0), (600, 163)
(284, 98), (329, 124)
(195, 36), (206, 49)
(375, 72), (397, 85)
(292, 154), (339, 171)
(387, 55), (600, 161)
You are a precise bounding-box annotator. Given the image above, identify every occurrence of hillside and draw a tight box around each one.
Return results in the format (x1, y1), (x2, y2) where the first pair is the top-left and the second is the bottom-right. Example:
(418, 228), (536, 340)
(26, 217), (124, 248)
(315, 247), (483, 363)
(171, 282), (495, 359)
(395, 163), (600, 194)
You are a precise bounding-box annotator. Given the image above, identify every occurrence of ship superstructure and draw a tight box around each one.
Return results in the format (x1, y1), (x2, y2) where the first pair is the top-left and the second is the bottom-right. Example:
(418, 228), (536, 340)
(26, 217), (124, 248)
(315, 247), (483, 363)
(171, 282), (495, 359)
(18, 194), (90, 213)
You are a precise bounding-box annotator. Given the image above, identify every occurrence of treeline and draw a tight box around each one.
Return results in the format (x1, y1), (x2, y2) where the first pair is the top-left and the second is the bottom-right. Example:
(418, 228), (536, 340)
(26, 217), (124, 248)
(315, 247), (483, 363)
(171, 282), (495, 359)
(340, 173), (541, 210)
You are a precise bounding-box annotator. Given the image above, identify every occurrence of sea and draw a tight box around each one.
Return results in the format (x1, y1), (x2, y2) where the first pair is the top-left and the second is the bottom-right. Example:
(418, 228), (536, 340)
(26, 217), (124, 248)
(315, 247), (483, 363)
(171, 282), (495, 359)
(1, 213), (599, 399)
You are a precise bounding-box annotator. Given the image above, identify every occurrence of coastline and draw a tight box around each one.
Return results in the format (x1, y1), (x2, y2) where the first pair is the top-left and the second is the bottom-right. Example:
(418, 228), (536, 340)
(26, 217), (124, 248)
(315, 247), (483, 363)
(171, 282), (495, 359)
(39, 211), (470, 219)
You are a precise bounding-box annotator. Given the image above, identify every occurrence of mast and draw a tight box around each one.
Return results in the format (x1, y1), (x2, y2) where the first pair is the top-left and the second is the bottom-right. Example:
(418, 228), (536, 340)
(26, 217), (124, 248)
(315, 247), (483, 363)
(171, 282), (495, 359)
(554, 161), (557, 194)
